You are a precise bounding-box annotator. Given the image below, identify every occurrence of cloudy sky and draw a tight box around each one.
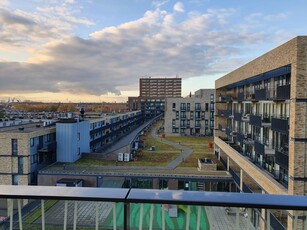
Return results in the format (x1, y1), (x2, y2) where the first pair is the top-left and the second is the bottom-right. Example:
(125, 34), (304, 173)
(0, 0), (307, 102)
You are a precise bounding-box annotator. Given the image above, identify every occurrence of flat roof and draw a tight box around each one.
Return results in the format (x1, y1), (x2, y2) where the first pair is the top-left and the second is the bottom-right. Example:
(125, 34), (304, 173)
(0, 122), (55, 134)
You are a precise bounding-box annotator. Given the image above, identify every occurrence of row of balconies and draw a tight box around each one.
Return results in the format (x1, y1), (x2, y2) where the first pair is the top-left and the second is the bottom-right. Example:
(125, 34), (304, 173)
(217, 84), (290, 103)
(217, 111), (289, 133)
(221, 133), (289, 173)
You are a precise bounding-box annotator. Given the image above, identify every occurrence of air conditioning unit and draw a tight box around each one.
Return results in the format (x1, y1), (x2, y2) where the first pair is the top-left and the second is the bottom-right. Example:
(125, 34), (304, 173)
(118, 153), (124, 162)
(124, 153), (130, 162)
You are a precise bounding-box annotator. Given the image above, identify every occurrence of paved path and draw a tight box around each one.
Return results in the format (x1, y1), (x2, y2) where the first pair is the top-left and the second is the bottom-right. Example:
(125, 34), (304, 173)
(149, 128), (193, 169)
(99, 117), (159, 154)
(205, 206), (251, 230)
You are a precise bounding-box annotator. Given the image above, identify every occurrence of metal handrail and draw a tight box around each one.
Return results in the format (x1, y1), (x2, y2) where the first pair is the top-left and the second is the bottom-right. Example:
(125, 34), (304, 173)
(0, 185), (306, 210)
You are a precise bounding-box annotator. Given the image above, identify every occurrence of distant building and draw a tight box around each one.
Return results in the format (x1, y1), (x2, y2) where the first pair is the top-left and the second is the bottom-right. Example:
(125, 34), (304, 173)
(0, 122), (56, 185)
(128, 77), (182, 119)
(164, 89), (214, 136)
(56, 111), (144, 162)
(139, 77), (181, 98)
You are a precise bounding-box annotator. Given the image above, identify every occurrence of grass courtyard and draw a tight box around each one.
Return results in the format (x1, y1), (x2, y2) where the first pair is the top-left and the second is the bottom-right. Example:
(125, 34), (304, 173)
(73, 119), (220, 169)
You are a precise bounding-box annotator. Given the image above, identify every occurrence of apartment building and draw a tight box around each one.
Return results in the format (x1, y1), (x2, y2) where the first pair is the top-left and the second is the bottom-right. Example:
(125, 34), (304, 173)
(0, 122), (56, 186)
(214, 36), (307, 229)
(56, 111), (144, 162)
(139, 77), (181, 98)
(128, 77), (182, 119)
(164, 89), (214, 136)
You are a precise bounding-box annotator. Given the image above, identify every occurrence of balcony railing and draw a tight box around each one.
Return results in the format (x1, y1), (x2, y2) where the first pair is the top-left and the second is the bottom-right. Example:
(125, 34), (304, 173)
(233, 112), (242, 122)
(276, 84), (290, 100)
(255, 88), (268, 101)
(249, 114), (262, 127)
(217, 95), (232, 103)
(0, 185), (306, 230)
(237, 92), (244, 102)
(275, 150), (289, 168)
(249, 114), (271, 127)
(271, 117), (289, 134)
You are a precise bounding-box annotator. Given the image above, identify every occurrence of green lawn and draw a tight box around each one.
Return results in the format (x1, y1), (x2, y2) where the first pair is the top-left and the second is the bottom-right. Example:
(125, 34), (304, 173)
(163, 136), (216, 168)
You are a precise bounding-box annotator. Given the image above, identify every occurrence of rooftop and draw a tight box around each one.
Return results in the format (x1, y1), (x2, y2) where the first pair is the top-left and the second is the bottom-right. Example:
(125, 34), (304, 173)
(0, 121), (55, 134)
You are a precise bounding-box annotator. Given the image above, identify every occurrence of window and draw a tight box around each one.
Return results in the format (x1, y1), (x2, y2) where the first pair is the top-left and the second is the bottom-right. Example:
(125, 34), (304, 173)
(31, 154), (38, 164)
(187, 103), (190, 111)
(11, 139), (18, 155)
(190, 111), (194, 120)
(210, 102), (214, 111)
(201, 111), (205, 120)
(78, 147), (81, 155)
(181, 111), (186, 119)
(172, 119), (176, 127)
(172, 103), (176, 110)
(18, 157), (23, 174)
(210, 120), (214, 128)
(12, 175), (18, 185)
(195, 103), (201, 110)
(205, 103), (209, 111)
(47, 134), (51, 142)
(210, 94), (214, 102)
(30, 138), (34, 147)
(195, 111), (201, 119)
(176, 111), (179, 119)
(180, 103), (186, 110)
(172, 128), (179, 133)
(77, 132), (80, 141)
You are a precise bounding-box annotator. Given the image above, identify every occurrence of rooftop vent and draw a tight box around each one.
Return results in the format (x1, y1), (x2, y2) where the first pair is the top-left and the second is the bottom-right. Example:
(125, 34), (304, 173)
(36, 124), (41, 128)
(18, 127), (24, 131)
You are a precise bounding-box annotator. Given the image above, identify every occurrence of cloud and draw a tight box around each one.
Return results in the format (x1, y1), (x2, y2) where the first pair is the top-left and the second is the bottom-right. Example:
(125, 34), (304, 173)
(152, 0), (170, 8)
(0, 7), (275, 97)
(0, 1), (94, 49)
(174, 2), (184, 13)
(0, 0), (10, 7)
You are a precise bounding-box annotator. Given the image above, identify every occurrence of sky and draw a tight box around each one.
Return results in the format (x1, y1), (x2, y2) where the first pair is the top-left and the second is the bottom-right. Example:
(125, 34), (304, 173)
(0, 0), (307, 103)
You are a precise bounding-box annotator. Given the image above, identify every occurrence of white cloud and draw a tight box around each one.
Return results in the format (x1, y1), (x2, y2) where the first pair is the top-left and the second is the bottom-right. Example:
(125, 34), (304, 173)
(152, 0), (170, 8)
(0, 0), (10, 7)
(0, 1), (94, 50)
(0, 7), (274, 97)
(0, 5), (295, 99)
(174, 2), (184, 13)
